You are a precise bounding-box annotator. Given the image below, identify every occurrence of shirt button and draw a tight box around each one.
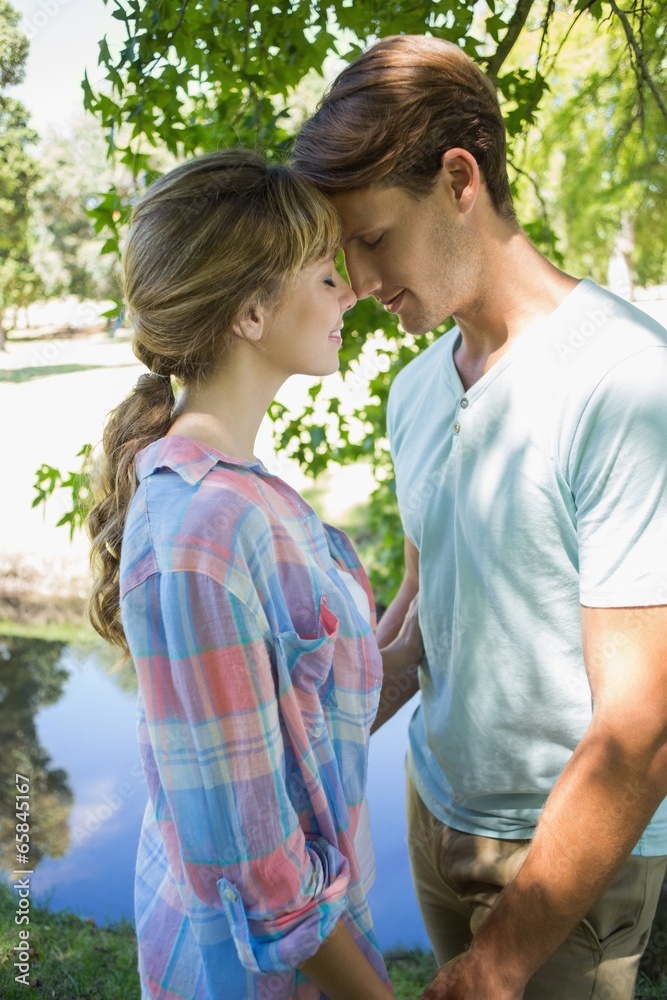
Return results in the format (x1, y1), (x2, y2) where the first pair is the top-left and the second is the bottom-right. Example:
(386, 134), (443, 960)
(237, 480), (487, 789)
(223, 888), (238, 902)
(453, 422), (461, 433)
(460, 398), (469, 409)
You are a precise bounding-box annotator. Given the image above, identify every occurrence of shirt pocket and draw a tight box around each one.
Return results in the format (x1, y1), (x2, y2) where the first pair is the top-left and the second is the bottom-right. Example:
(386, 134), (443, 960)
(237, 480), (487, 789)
(274, 598), (339, 738)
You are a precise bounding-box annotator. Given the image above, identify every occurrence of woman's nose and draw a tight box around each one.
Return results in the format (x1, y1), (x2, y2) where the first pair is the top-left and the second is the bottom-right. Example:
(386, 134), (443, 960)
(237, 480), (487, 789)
(340, 278), (357, 312)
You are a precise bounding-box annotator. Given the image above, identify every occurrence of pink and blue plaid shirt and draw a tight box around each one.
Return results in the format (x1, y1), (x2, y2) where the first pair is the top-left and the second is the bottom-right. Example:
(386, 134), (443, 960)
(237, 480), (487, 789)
(120, 435), (388, 999)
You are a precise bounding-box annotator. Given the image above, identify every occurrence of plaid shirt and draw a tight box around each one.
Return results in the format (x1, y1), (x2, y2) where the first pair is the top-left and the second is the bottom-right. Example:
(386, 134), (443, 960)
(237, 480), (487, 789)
(120, 435), (388, 999)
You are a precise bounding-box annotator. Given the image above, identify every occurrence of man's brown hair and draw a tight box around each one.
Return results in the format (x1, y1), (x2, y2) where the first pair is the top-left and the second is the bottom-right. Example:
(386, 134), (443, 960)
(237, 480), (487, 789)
(292, 34), (516, 222)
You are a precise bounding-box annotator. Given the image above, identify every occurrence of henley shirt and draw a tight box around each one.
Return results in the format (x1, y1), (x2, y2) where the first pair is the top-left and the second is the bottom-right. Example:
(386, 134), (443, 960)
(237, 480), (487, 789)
(387, 279), (667, 853)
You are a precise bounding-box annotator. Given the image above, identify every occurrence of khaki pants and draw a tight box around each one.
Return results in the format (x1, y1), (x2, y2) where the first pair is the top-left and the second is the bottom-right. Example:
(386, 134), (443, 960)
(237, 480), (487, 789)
(406, 770), (667, 1000)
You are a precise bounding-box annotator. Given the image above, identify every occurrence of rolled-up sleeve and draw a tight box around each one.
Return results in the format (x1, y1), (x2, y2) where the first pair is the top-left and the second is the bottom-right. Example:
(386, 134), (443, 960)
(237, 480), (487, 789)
(124, 569), (350, 973)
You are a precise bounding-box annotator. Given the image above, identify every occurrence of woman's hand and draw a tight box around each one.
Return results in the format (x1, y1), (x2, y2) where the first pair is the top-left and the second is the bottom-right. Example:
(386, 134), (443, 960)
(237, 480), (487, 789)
(298, 919), (394, 999)
(372, 556), (422, 731)
(380, 593), (423, 674)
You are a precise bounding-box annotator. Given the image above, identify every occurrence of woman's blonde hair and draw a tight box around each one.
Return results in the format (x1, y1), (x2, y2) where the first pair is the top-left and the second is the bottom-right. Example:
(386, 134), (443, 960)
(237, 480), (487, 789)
(87, 149), (341, 654)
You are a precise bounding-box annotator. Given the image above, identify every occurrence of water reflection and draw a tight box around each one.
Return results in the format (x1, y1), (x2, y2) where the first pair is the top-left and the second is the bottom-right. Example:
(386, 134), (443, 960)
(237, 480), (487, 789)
(1, 633), (429, 948)
(0, 635), (74, 869)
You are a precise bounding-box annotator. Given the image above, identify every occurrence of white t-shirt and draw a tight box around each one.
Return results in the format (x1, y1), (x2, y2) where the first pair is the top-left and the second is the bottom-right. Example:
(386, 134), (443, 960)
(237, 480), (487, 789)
(388, 279), (667, 855)
(333, 565), (377, 893)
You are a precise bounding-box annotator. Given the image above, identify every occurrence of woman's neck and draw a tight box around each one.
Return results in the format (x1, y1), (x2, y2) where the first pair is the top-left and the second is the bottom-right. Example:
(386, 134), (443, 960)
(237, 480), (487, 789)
(168, 349), (285, 462)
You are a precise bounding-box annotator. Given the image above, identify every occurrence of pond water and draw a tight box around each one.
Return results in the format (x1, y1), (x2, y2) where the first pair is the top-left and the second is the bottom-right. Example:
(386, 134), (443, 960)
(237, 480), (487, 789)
(1, 634), (430, 952)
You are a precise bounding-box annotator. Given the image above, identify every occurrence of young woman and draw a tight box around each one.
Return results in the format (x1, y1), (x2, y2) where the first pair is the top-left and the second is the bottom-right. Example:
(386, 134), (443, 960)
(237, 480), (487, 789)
(87, 150), (422, 1000)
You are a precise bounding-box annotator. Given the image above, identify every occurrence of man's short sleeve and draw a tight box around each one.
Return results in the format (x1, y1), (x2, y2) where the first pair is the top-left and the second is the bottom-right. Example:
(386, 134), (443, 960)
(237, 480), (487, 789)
(569, 345), (667, 608)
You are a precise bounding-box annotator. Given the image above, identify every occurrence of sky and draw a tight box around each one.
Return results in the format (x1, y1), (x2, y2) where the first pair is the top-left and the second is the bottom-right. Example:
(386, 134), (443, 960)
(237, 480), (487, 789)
(10, 0), (125, 133)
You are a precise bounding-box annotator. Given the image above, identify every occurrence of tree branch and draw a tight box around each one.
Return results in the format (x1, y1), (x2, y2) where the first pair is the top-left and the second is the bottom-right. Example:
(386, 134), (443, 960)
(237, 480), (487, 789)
(536, 0), (556, 66)
(142, 0), (192, 79)
(508, 157), (552, 224)
(607, 0), (667, 128)
(542, 1), (596, 77)
(484, 0), (538, 83)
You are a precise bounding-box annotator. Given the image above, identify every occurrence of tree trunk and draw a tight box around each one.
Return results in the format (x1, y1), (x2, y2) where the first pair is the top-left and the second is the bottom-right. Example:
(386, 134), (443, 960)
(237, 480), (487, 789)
(607, 216), (635, 301)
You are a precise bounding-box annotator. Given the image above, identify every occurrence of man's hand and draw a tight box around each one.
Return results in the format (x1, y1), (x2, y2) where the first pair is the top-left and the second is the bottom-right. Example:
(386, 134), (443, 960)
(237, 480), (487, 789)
(420, 953), (525, 1000)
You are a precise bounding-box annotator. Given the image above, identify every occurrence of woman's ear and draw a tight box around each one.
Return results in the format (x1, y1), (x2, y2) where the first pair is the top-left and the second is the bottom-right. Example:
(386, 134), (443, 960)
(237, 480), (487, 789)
(231, 304), (266, 343)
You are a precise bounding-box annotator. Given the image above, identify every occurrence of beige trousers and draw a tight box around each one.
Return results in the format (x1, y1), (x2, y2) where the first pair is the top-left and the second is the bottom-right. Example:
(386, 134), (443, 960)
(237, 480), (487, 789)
(406, 770), (667, 1000)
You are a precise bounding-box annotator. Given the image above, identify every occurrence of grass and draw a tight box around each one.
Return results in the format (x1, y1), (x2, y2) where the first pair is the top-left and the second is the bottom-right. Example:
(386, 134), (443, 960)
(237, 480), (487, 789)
(0, 364), (108, 384)
(0, 619), (98, 645)
(638, 886), (667, 998)
(636, 975), (667, 999)
(0, 880), (437, 998)
(1, 882), (665, 998)
(0, 882), (138, 999)
(386, 949), (438, 997)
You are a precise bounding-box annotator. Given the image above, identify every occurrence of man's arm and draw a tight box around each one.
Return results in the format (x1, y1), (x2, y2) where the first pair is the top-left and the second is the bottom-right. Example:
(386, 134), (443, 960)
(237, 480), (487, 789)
(421, 604), (667, 1000)
(372, 536), (421, 733)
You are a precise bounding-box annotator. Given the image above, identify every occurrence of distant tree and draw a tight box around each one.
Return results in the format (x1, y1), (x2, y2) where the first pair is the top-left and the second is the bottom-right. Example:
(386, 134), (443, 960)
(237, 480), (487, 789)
(0, 0), (40, 349)
(30, 117), (132, 304)
(0, 635), (74, 869)
(508, 0), (667, 289)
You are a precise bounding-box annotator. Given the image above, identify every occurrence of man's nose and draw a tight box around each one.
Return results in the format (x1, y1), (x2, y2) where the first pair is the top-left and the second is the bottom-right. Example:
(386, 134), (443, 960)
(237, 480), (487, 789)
(343, 247), (381, 301)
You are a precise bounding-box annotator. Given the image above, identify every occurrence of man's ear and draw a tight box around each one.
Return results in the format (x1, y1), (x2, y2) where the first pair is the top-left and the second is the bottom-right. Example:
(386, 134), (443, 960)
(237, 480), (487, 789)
(231, 304), (266, 343)
(438, 147), (480, 215)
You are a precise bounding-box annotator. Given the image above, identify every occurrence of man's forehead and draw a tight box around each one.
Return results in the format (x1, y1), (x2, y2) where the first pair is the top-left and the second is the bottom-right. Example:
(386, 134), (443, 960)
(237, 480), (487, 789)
(333, 186), (394, 244)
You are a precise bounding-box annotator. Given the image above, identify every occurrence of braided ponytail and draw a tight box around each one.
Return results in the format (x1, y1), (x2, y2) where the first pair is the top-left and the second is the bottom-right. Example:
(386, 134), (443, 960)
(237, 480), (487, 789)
(85, 149), (340, 655)
(87, 373), (175, 653)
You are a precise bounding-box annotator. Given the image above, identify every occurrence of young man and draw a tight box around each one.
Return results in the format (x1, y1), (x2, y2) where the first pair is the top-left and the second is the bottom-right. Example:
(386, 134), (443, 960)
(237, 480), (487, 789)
(292, 34), (667, 1000)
